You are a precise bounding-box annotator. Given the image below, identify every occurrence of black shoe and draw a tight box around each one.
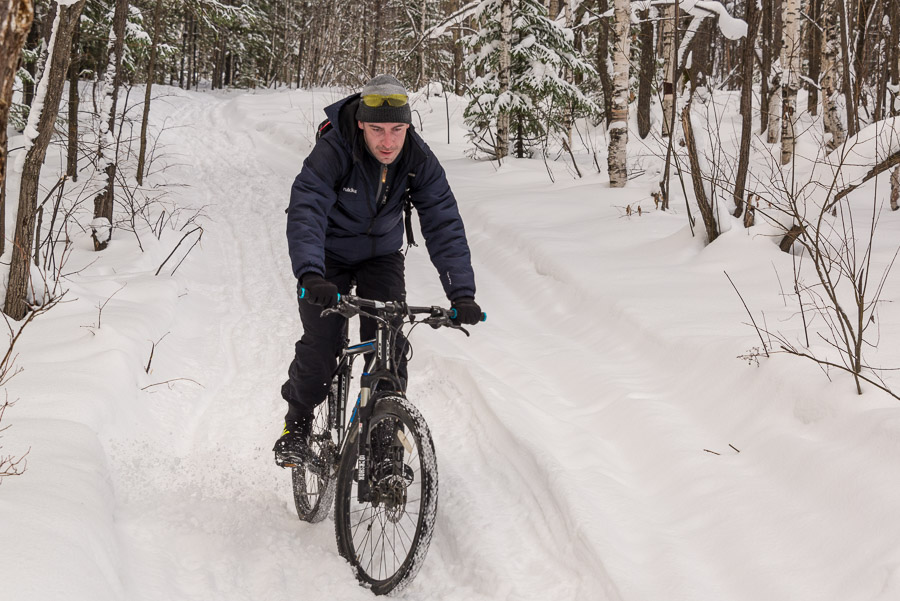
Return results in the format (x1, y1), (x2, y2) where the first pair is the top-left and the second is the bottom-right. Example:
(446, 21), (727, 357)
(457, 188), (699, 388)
(273, 417), (312, 468)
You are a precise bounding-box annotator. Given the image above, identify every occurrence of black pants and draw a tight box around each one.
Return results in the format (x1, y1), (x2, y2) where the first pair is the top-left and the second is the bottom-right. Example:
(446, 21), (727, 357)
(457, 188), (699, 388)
(281, 252), (407, 422)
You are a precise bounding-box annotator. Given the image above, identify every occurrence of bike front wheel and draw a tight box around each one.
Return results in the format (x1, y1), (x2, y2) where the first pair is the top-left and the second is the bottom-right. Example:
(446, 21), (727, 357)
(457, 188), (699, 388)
(292, 390), (337, 523)
(334, 394), (438, 595)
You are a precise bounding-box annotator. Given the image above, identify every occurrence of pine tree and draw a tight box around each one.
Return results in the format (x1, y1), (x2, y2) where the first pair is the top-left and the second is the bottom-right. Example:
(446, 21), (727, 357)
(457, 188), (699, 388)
(463, 0), (598, 159)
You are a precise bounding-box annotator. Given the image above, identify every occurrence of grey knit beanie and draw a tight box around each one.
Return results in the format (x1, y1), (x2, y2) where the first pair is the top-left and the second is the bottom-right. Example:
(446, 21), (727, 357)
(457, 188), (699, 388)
(355, 74), (412, 124)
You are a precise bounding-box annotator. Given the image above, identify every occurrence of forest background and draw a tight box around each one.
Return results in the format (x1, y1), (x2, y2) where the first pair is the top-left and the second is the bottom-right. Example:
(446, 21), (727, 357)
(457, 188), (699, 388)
(0, 0), (899, 480)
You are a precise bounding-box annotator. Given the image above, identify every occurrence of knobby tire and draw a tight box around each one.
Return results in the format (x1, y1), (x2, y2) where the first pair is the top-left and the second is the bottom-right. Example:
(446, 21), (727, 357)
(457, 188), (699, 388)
(292, 391), (337, 523)
(334, 394), (438, 595)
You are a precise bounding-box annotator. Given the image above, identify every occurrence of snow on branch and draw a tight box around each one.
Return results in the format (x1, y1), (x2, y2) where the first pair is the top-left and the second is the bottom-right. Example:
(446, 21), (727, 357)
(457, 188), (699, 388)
(682, 0), (747, 39)
(817, 118), (900, 210)
(401, 1), (482, 62)
(424, 1), (482, 40)
(596, 0), (747, 41)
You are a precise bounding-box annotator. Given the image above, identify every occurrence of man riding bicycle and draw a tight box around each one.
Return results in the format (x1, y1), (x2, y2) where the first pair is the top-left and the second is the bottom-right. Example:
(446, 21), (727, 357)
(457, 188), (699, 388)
(275, 74), (482, 467)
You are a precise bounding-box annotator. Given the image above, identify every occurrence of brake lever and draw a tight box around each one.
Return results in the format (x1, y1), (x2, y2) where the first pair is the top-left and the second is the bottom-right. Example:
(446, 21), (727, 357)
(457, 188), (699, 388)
(448, 323), (471, 337)
(321, 304), (358, 319)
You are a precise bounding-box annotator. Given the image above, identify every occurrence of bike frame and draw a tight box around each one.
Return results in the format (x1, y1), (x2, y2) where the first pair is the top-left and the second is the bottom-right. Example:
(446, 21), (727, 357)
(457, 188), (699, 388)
(328, 308), (406, 502)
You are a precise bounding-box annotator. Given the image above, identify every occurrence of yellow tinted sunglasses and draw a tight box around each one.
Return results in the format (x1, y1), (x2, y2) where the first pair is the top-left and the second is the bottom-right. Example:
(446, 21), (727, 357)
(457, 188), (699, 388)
(361, 93), (408, 107)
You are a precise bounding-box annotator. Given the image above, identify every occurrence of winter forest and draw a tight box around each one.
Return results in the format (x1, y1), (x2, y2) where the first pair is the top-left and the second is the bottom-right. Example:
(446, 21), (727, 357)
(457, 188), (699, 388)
(3, 0), (900, 598)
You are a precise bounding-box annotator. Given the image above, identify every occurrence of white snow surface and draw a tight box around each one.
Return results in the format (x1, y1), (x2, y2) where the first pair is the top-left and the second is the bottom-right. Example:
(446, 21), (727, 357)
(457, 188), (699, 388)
(3, 87), (900, 601)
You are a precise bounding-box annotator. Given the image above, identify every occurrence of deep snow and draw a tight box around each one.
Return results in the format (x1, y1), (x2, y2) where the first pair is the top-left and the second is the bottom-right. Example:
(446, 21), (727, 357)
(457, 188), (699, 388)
(2, 85), (900, 601)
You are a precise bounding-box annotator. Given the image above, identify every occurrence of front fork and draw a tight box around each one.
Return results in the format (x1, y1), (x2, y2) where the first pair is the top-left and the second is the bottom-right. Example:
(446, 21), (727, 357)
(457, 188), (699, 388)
(352, 326), (405, 503)
(354, 376), (406, 503)
(355, 384), (375, 502)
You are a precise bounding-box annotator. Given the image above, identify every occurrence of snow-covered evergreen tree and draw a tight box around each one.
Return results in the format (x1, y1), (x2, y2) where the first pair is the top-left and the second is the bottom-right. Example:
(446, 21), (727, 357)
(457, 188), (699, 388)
(463, 0), (599, 159)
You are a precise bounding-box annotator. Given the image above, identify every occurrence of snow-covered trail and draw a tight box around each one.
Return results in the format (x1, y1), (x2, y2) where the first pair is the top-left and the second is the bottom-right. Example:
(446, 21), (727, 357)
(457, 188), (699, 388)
(102, 91), (376, 601)
(92, 88), (900, 601)
(99, 89), (638, 600)
(98, 89), (599, 601)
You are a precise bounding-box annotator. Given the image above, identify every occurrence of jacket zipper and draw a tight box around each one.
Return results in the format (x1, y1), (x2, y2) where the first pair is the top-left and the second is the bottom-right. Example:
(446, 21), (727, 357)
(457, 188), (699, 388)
(368, 164), (389, 256)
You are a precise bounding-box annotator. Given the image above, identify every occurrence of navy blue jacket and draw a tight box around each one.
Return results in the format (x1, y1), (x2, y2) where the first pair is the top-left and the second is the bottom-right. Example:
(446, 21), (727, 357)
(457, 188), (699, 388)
(287, 94), (476, 300)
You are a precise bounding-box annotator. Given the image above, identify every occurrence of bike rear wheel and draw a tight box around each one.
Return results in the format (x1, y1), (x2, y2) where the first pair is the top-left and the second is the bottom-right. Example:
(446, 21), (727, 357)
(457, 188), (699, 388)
(334, 394), (438, 595)
(292, 390), (337, 523)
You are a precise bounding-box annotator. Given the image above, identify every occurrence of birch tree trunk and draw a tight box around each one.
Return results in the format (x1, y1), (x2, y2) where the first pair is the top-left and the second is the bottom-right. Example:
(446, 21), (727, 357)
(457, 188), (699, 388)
(659, 2), (676, 137)
(92, 0), (128, 251)
(494, 0), (511, 160)
(780, 0), (801, 164)
(5, 0), (86, 319)
(137, 0), (163, 185)
(0, 0), (34, 258)
(821, 0), (845, 150)
(607, 0), (630, 187)
(765, 0), (783, 145)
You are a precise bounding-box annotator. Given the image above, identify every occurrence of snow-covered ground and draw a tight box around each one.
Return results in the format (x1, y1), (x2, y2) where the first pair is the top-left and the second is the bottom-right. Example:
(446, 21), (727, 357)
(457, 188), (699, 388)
(3, 85), (900, 601)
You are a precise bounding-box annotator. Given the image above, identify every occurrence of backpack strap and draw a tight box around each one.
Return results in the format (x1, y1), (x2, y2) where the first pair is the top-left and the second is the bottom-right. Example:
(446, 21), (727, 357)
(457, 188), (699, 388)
(315, 118), (332, 141)
(404, 172), (418, 249)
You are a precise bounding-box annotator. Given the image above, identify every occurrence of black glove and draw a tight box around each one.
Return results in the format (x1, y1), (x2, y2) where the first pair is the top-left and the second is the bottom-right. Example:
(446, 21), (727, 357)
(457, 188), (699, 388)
(451, 297), (483, 326)
(300, 274), (339, 308)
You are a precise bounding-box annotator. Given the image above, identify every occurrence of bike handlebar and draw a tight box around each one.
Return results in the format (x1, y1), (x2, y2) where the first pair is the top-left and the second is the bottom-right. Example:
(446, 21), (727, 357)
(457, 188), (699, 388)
(299, 289), (486, 330)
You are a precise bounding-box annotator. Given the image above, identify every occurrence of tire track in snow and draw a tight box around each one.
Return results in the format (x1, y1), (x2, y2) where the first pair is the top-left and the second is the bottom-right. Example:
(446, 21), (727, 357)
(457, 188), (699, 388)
(430, 190), (837, 601)
(464, 212), (733, 599)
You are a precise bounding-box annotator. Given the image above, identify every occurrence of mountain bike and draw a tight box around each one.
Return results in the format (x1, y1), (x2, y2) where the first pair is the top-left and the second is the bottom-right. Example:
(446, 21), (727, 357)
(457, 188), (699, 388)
(289, 292), (481, 595)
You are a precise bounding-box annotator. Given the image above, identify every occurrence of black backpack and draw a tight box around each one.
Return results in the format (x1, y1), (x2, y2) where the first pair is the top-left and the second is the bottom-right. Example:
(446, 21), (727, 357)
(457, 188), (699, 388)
(315, 118), (417, 248)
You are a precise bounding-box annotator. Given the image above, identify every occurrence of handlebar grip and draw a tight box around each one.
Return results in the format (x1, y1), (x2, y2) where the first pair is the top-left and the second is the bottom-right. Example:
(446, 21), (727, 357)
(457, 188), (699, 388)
(298, 287), (341, 302)
(449, 308), (487, 322)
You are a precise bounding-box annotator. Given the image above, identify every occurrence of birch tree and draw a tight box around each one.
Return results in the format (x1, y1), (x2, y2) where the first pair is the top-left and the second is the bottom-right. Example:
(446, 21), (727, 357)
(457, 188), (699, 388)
(496, 0), (511, 159)
(5, 0), (86, 320)
(765, 0), (782, 144)
(0, 0), (35, 258)
(780, 0), (801, 164)
(92, 0), (129, 251)
(659, 1), (675, 137)
(607, 0), (629, 186)
(821, 0), (845, 150)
